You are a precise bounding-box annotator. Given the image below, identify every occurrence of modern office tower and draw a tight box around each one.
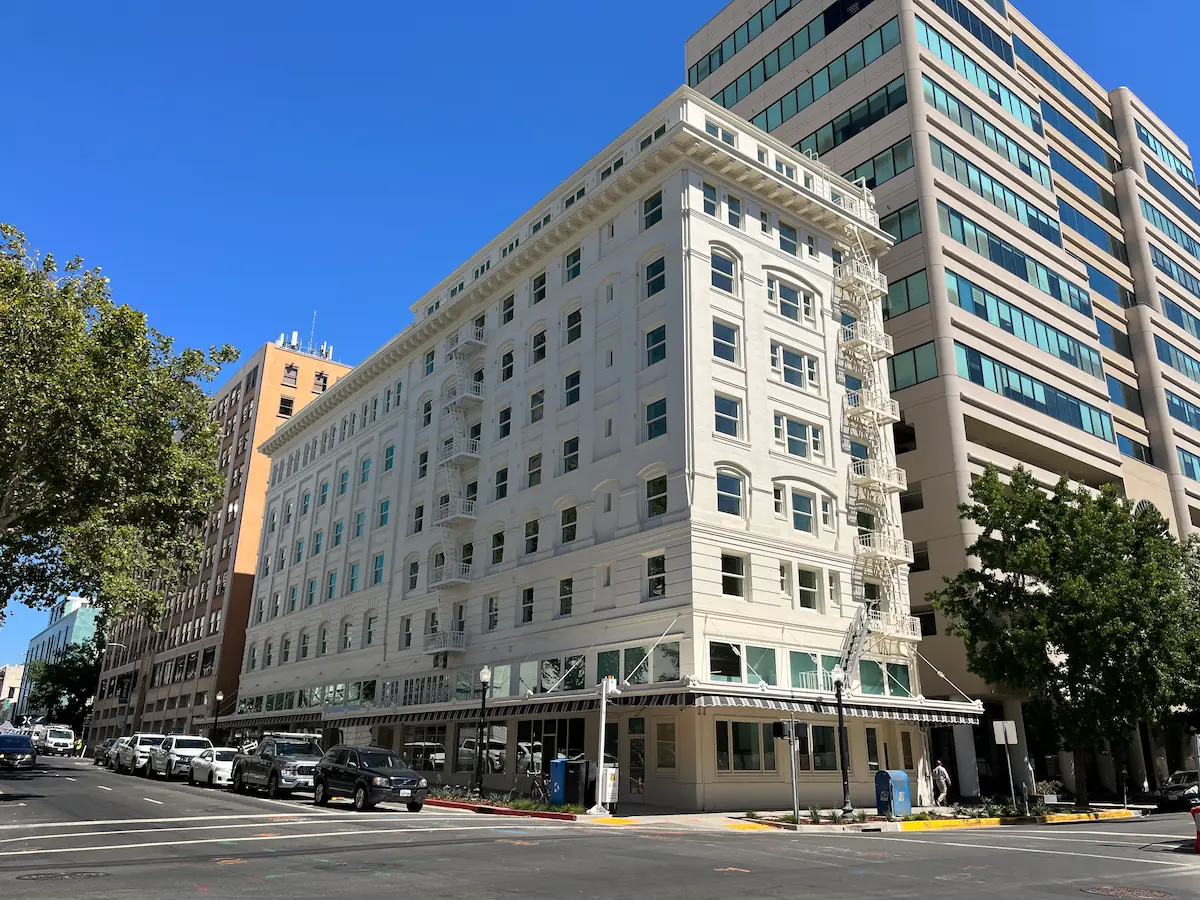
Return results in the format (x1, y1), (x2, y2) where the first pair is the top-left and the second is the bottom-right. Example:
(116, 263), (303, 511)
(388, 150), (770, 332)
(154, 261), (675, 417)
(229, 86), (979, 812)
(15, 596), (97, 723)
(89, 340), (350, 742)
(687, 0), (1200, 798)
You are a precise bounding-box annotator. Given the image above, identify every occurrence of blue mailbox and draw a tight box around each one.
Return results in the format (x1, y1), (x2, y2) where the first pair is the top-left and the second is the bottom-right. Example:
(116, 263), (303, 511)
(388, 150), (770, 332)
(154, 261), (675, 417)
(548, 757), (568, 806)
(875, 769), (912, 817)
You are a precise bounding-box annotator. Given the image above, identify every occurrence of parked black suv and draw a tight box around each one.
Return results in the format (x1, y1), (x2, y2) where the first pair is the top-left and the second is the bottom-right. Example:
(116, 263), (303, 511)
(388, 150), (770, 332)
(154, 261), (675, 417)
(312, 744), (428, 812)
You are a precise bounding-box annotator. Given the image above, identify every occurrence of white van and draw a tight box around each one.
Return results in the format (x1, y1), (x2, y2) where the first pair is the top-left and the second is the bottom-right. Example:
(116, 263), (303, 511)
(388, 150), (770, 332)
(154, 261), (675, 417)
(37, 725), (75, 756)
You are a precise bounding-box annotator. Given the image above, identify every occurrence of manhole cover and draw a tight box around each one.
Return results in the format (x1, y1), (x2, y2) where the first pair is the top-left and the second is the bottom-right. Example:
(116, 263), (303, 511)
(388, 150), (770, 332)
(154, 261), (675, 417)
(16, 872), (109, 881)
(1082, 889), (1172, 898)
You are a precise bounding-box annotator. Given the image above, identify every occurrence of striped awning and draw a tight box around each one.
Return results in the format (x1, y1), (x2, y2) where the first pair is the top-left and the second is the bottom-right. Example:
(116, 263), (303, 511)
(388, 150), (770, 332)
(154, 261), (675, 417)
(216, 711), (323, 728)
(695, 695), (822, 714)
(823, 702), (981, 725)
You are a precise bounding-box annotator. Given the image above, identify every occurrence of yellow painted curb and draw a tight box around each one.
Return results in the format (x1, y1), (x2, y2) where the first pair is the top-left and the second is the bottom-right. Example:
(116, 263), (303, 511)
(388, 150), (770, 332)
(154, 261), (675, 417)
(899, 809), (1138, 831)
(590, 817), (640, 825)
(724, 822), (776, 831)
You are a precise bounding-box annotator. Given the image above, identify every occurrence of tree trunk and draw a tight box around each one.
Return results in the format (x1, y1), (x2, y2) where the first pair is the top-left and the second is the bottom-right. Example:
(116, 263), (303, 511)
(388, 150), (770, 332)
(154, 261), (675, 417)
(1073, 746), (1089, 809)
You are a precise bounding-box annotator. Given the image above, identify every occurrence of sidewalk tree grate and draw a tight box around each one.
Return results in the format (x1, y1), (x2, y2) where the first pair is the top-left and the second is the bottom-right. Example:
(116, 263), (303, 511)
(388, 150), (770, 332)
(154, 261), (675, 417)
(1082, 889), (1172, 898)
(16, 873), (109, 881)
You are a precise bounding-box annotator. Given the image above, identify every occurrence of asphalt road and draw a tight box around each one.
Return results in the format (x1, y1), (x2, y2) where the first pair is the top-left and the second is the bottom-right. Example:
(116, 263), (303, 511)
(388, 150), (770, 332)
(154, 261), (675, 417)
(2, 757), (1199, 899)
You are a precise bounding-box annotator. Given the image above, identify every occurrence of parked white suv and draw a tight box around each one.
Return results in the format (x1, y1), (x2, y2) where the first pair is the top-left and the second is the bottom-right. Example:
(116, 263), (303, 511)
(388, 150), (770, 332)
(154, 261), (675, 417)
(149, 735), (213, 779)
(116, 733), (166, 775)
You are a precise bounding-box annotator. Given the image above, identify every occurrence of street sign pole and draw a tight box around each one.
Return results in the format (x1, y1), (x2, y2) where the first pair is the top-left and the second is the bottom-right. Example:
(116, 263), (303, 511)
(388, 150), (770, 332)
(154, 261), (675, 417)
(994, 720), (1018, 812)
(790, 717), (800, 830)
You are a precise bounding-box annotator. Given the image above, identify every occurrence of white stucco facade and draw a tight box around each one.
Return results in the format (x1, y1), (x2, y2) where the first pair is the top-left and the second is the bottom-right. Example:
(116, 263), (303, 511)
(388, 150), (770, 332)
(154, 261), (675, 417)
(224, 86), (979, 811)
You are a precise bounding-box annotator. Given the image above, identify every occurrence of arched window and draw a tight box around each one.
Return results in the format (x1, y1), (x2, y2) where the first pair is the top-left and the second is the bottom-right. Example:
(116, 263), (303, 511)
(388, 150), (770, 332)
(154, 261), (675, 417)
(710, 244), (741, 295)
(716, 467), (746, 517)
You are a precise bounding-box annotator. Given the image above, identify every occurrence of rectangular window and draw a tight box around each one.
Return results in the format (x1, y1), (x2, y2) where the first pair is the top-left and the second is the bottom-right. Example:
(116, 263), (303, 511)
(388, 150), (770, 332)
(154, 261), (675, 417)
(497, 406), (511, 439)
(711, 251), (735, 292)
(348, 562), (360, 593)
(714, 395), (741, 437)
(769, 277), (814, 323)
(646, 399), (667, 440)
(727, 195), (741, 228)
(791, 490), (814, 533)
(378, 499), (390, 527)
(531, 330), (546, 364)
(702, 182), (717, 216)
(566, 308), (582, 344)
(565, 247), (581, 281)
(563, 436), (579, 472)
(888, 342), (939, 391)
(354, 509), (366, 538)
(527, 453), (542, 488)
(561, 506), (577, 543)
(373, 554), (385, 585)
(646, 325), (666, 365)
(647, 554), (666, 599)
(424, 350), (435, 376)
(720, 554), (745, 597)
(712, 320), (738, 362)
(521, 587), (534, 624)
(709, 642), (741, 682)
(646, 257), (665, 297)
(643, 191), (662, 229)
(646, 475), (667, 517)
(524, 519), (539, 554)
(564, 370), (581, 406)
(797, 568), (819, 609)
(530, 390), (544, 423)
(413, 505), (424, 533)
(325, 571), (337, 601)
(558, 578), (573, 617)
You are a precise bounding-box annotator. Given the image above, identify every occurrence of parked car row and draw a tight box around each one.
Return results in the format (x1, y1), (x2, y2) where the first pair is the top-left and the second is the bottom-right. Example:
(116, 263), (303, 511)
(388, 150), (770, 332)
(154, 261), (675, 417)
(92, 732), (428, 812)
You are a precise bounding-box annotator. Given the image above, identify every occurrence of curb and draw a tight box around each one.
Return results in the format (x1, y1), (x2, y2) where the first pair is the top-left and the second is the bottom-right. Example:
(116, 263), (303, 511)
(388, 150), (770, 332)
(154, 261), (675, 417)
(425, 798), (578, 821)
(898, 809), (1141, 831)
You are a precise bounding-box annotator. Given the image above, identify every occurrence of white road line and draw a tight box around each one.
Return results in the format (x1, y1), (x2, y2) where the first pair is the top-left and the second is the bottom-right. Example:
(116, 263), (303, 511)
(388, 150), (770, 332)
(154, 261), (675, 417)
(923, 832), (1190, 848)
(97, 786), (113, 792)
(0, 816), (373, 845)
(65, 777), (76, 782)
(0, 811), (429, 831)
(0, 823), (576, 858)
(971, 828), (1190, 840)
(843, 834), (1200, 868)
(142, 798), (164, 805)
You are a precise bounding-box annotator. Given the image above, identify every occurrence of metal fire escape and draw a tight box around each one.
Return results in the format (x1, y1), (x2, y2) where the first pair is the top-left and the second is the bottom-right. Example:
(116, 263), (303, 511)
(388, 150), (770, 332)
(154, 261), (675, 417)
(835, 211), (919, 683)
(425, 321), (486, 659)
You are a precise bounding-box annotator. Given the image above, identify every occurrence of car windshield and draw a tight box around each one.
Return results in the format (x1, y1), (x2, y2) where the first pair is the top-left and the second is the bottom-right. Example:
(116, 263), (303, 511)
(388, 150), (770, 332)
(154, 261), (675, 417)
(1167, 771), (1198, 785)
(358, 751), (402, 770)
(49, 729), (72, 740)
(137, 736), (165, 746)
(175, 738), (210, 750)
(276, 741), (320, 757)
(0, 736), (33, 750)
(214, 750), (236, 762)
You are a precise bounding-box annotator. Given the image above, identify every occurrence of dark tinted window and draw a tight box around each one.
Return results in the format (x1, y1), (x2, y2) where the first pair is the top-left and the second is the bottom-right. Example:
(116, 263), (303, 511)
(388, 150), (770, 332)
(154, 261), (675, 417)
(358, 751), (402, 770)
(0, 735), (33, 750)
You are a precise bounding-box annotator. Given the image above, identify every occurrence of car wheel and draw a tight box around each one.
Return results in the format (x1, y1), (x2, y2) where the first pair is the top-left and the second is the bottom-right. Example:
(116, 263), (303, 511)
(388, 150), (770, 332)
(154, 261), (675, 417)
(187, 767), (195, 785)
(407, 802), (424, 813)
(267, 775), (281, 799)
(353, 785), (374, 812)
(233, 770), (246, 794)
(313, 781), (329, 806)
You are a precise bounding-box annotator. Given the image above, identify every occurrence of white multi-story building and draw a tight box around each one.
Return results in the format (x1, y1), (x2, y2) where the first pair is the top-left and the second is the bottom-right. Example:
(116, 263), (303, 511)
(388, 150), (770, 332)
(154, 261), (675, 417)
(230, 86), (980, 811)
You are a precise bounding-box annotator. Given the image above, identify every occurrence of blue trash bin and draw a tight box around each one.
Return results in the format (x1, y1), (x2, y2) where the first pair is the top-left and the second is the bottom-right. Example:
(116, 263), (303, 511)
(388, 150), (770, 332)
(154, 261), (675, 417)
(549, 758), (567, 806)
(875, 770), (912, 817)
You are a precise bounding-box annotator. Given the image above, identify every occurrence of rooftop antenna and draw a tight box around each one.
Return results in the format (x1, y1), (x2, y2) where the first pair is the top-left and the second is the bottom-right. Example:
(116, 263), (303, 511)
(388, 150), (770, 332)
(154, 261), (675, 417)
(309, 310), (317, 354)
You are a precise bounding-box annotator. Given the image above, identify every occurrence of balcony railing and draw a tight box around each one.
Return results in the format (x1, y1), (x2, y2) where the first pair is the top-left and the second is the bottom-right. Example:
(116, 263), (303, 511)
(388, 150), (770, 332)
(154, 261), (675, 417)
(864, 609), (922, 640)
(849, 458), (907, 493)
(444, 325), (487, 357)
(444, 378), (484, 405)
(839, 322), (893, 361)
(844, 390), (901, 424)
(423, 629), (468, 653)
(855, 532), (915, 564)
(834, 258), (888, 297)
(434, 497), (476, 524)
(429, 561), (472, 587)
(438, 436), (480, 464)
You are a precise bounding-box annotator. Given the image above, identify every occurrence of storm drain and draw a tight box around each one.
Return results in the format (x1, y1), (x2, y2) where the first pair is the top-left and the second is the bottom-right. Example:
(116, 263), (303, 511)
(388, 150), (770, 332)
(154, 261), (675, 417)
(16, 872), (109, 881)
(1081, 889), (1173, 898)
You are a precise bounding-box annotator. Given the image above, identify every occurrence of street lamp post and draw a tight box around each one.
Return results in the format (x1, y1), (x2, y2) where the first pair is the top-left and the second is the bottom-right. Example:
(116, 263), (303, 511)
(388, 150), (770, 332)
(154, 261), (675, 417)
(474, 666), (491, 797)
(832, 665), (853, 816)
(213, 691), (225, 745)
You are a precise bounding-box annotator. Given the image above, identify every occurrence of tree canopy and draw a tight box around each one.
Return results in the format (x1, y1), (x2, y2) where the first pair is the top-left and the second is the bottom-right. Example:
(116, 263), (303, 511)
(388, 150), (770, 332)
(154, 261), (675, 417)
(930, 465), (1200, 804)
(0, 224), (237, 622)
(23, 639), (104, 732)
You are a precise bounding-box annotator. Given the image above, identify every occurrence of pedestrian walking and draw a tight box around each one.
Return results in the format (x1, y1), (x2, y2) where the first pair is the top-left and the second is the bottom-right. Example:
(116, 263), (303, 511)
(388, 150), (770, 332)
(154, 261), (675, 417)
(74, 737), (84, 758)
(933, 759), (951, 806)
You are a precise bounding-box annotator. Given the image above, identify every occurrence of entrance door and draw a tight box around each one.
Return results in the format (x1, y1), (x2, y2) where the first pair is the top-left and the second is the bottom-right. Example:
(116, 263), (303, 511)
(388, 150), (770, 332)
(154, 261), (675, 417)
(624, 717), (646, 803)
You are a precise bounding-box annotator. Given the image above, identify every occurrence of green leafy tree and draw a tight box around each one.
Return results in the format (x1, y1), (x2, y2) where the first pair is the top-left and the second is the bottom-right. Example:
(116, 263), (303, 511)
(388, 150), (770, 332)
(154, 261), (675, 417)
(0, 225), (237, 622)
(25, 639), (104, 731)
(930, 465), (1200, 807)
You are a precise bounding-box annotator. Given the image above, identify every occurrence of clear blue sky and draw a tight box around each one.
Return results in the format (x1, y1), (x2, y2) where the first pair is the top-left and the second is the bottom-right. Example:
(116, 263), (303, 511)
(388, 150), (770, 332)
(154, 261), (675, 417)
(0, 0), (1195, 662)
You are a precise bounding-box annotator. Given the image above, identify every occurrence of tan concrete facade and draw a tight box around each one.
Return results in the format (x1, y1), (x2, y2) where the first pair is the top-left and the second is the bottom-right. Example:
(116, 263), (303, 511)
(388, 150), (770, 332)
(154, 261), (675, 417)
(89, 343), (350, 741)
(688, 0), (1200, 798)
